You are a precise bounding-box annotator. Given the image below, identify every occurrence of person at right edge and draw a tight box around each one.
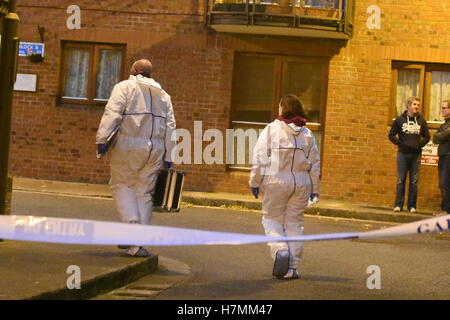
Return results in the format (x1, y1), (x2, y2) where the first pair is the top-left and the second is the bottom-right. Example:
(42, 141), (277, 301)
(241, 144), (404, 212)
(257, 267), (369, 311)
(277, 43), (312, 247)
(388, 97), (430, 213)
(432, 100), (450, 215)
(249, 94), (320, 280)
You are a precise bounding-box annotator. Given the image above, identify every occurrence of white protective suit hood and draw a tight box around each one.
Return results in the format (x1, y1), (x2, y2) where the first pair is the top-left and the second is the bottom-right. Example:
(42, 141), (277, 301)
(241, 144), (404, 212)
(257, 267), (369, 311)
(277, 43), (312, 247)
(133, 74), (162, 90)
(285, 121), (305, 135)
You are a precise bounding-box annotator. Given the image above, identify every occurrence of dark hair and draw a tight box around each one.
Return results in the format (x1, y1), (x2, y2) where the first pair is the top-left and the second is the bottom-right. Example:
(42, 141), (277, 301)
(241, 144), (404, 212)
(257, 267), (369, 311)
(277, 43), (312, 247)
(279, 94), (307, 118)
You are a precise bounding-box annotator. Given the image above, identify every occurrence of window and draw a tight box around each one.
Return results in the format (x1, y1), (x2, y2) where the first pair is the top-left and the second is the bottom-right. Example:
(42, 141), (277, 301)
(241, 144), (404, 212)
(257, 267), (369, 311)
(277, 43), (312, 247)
(60, 42), (125, 104)
(391, 61), (450, 126)
(229, 52), (328, 169)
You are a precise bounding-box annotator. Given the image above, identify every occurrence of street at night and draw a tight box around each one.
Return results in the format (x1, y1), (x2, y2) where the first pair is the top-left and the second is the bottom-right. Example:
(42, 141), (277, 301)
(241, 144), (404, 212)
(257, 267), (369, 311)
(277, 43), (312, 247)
(11, 190), (450, 300)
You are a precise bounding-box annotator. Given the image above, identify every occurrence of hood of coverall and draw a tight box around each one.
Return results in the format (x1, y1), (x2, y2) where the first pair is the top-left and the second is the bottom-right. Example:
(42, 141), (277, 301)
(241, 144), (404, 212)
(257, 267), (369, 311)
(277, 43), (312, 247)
(130, 74), (162, 89)
(276, 119), (306, 136)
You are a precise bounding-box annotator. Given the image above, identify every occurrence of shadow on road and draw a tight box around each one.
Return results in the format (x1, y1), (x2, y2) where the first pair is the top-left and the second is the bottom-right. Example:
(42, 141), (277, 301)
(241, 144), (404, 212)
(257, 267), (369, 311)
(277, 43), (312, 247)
(165, 274), (350, 299)
(299, 275), (350, 283)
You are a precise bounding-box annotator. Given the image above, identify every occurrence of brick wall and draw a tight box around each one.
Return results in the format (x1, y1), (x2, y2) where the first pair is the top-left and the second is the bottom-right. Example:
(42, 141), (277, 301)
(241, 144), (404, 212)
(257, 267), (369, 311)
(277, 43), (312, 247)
(320, 0), (450, 209)
(9, 0), (448, 210)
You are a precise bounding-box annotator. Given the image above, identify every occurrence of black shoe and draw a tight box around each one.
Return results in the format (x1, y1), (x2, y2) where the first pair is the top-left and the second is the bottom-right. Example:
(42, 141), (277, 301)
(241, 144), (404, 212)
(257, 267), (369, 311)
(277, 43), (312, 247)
(126, 246), (149, 257)
(272, 250), (290, 278)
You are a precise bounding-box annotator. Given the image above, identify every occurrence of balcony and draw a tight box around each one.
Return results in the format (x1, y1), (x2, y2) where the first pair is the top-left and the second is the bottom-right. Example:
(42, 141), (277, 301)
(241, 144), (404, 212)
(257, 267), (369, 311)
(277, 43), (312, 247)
(205, 0), (354, 40)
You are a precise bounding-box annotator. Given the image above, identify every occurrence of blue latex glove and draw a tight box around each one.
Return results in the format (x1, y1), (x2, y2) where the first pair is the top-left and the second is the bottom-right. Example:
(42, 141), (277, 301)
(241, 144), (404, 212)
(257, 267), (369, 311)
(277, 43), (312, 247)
(164, 161), (173, 169)
(310, 193), (319, 202)
(97, 144), (107, 155)
(251, 187), (259, 199)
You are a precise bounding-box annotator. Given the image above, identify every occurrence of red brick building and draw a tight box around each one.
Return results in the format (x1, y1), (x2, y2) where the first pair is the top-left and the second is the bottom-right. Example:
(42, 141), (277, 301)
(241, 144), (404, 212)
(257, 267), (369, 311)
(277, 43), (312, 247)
(9, 0), (449, 210)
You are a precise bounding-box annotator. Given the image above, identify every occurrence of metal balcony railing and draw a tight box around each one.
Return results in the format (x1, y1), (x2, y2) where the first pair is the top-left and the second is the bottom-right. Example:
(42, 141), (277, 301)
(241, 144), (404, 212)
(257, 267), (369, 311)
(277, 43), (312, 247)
(205, 0), (354, 39)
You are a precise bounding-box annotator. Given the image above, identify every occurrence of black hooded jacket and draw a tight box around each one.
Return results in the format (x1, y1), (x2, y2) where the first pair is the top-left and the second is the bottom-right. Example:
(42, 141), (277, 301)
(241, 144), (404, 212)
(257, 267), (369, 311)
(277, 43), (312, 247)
(388, 111), (430, 154)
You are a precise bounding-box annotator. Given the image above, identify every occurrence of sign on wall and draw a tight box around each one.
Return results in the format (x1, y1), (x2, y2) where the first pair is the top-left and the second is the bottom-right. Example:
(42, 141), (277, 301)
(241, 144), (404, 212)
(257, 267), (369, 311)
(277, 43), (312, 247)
(18, 42), (45, 57)
(14, 73), (37, 92)
(421, 141), (439, 166)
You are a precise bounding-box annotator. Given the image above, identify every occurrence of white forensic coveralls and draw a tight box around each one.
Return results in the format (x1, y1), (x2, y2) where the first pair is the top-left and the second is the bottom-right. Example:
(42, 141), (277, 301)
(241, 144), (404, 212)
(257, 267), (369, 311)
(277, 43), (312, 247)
(249, 119), (320, 269)
(96, 75), (176, 225)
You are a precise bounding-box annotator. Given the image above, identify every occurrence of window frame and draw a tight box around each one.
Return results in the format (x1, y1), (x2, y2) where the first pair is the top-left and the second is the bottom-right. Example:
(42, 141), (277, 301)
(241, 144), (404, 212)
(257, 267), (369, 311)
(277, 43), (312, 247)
(423, 63), (450, 125)
(228, 52), (329, 171)
(230, 52), (329, 132)
(278, 55), (329, 132)
(391, 61), (450, 129)
(59, 41), (126, 106)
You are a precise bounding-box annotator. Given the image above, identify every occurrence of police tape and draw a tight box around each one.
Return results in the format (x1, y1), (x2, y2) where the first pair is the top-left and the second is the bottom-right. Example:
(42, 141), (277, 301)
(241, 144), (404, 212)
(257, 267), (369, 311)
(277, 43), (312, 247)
(0, 214), (448, 246)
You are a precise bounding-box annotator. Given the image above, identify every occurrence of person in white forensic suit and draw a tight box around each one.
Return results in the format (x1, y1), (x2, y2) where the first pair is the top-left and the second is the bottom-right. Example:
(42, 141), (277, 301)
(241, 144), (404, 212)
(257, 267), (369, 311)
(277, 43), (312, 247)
(249, 94), (320, 279)
(96, 59), (176, 257)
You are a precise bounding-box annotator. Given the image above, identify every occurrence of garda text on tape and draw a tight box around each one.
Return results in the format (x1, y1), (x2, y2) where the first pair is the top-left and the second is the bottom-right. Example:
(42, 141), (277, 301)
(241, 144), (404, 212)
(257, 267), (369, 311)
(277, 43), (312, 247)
(0, 215), (448, 246)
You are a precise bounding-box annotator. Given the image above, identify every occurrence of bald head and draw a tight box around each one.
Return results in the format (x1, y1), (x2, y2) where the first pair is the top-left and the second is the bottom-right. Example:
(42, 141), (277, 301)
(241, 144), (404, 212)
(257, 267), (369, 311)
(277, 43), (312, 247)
(131, 59), (153, 78)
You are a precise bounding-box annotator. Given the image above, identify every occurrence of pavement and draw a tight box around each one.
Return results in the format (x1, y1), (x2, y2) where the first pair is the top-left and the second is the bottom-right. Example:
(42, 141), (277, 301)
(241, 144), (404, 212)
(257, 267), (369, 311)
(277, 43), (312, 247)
(0, 176), (443, 300)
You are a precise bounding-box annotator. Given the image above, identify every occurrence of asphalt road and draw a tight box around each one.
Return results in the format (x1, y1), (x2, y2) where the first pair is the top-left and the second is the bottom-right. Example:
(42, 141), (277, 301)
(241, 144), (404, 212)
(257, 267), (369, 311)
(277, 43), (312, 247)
(11, 190), (450, 300)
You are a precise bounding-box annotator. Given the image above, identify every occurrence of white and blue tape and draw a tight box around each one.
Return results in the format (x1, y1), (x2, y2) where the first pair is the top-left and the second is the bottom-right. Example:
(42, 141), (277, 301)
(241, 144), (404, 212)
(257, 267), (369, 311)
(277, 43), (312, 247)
(0, 214), (448, 246)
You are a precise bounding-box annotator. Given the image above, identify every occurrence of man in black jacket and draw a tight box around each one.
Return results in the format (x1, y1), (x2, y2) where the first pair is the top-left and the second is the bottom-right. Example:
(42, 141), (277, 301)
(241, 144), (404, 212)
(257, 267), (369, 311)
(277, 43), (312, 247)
(432, 100), (450, 215)
(388, 97), (430, 213)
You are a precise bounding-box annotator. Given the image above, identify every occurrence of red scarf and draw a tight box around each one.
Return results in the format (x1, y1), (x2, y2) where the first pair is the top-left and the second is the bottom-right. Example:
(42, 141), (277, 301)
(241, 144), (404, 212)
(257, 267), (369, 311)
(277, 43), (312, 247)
(277, 114), (306, 127)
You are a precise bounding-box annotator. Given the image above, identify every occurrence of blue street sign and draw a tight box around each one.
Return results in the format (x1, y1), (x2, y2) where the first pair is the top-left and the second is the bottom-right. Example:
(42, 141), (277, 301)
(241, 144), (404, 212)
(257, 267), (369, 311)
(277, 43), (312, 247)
(18, 42), (45, 57)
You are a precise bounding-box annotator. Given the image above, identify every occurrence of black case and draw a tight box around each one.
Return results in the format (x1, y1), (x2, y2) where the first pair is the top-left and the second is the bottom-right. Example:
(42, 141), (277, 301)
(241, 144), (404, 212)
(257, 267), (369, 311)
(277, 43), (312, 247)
(153, 169), (185, 212)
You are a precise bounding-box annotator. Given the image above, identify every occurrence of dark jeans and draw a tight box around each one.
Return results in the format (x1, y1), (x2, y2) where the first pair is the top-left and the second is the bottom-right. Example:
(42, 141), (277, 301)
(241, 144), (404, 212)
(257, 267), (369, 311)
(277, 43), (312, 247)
(438, 154), (450, 214)
(395, 152), (421, 210)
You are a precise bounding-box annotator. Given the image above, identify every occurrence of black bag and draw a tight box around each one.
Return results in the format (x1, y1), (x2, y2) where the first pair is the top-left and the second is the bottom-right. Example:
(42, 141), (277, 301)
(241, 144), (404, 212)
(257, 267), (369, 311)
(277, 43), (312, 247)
(153, 168), (185, 212)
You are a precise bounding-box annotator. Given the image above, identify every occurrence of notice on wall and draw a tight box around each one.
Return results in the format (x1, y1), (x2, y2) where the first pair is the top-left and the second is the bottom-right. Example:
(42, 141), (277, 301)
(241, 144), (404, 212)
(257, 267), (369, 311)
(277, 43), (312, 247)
(421, 141), (439, 166)
(14, 73), (37, 92)
(18, 42), (45, 57)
